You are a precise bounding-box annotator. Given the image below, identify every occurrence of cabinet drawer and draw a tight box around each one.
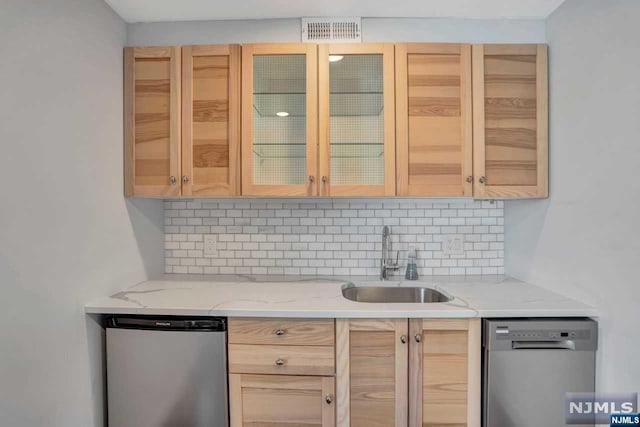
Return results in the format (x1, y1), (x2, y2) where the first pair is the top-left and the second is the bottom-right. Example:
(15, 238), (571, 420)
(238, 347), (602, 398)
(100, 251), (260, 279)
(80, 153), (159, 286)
(228, 318), (335, 346)
(228, 344), (335, 376)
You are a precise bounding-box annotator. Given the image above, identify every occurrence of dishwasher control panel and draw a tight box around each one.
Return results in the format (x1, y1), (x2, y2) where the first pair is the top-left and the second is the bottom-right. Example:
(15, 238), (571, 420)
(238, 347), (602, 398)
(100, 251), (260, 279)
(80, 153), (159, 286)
(495, 327), (592, 341)
(484, 318), (598, 351)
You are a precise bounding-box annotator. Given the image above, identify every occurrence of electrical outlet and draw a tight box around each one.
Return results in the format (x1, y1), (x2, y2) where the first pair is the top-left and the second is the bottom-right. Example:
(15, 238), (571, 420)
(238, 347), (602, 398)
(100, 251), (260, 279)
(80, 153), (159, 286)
(442, 235), (464, 255)
(204, 235), (217, 257)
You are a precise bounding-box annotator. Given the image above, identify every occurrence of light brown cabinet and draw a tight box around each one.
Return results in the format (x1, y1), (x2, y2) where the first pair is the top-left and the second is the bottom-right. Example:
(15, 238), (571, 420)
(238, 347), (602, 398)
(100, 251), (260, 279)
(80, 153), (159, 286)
(229, 374), (335, 427)
(241, 43), (319, 196)
(319, 44), (396, 196)
(181, 44), (241, 195)
(336, 319), (408, 427)
(472, 44), (548, 198)
(228, 318), (336, 427)
(124, 46), (181, 197)
(124, 44), (240, 197)
(336, 318), (480, 427)
(409, 319), (481, 427)
(124, 43), (548, 199)
(395, 43), (473, 197)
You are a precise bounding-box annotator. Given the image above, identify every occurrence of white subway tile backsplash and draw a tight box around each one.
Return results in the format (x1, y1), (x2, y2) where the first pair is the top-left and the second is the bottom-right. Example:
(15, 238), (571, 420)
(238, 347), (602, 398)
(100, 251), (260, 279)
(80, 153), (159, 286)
(164, 199), (505, 276)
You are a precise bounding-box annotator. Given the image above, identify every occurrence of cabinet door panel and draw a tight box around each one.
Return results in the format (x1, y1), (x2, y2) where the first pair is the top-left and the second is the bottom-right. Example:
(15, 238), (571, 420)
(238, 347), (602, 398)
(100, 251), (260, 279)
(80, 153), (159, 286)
(241, 44), (318, 196)
(336, 319), (407, 427)
(409, 319), (480, 427)
(124, 46), (181, 196)
(182, 44), (240, 195)
(229, 374), (335, 427)
(319, 44), (396, 197)
(396, 43), (473, 196)
(473, 44), (548, 198)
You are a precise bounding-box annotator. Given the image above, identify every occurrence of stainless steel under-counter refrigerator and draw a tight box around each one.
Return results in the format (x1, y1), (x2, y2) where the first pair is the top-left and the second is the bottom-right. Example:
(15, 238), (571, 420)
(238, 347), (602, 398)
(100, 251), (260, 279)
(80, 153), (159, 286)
(106, 316), (228, 427)
(483, 318), (597, 427)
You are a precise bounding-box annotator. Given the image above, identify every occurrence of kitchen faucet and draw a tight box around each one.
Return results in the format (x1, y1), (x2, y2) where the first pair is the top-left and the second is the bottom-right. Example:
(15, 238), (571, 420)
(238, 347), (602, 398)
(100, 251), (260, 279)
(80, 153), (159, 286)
(380, 225), (400, 280)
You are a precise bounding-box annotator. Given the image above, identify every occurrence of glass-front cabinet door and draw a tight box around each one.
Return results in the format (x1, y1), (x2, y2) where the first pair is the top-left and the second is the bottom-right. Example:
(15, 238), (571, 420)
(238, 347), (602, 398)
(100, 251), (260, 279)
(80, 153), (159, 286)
(241, 44), (318, 196)
(319, 44), (396, 196)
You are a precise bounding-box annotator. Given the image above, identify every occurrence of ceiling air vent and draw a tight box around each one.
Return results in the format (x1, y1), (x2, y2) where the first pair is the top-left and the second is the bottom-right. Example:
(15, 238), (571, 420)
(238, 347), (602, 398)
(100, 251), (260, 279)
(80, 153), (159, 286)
(301, 17), (362, 43)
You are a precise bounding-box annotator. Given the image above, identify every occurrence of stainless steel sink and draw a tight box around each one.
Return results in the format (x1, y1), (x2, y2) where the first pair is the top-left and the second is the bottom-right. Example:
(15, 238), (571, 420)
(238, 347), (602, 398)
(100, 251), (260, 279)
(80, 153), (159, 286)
(341, 285), (452, 303)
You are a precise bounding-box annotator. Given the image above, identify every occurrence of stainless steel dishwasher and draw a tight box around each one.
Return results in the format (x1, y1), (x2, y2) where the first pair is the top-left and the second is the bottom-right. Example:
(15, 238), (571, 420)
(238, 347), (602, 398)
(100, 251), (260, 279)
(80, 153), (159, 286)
(483, 318), (597, 427)
(106, 316), (228, 427)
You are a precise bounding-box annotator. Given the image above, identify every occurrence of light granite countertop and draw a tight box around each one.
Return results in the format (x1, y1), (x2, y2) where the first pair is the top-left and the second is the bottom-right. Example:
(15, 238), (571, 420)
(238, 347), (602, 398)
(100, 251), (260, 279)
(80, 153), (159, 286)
(85, 275), (597, 318)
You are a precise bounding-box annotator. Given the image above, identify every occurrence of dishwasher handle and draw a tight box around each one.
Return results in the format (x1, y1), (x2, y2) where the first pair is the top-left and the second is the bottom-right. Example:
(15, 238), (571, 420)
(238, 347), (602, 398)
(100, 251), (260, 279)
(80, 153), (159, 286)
(511, 340), (576, 350)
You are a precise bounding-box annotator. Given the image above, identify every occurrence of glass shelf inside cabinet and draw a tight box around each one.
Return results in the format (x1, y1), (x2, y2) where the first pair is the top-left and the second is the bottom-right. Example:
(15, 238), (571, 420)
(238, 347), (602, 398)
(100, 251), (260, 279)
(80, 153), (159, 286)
(253, 54), (307, 185)
(329, 54), (385, 185)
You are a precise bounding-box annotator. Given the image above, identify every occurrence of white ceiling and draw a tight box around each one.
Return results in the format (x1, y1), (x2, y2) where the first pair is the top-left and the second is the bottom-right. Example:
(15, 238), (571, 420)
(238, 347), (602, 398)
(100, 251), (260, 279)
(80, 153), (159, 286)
(106, 0), (567, 24)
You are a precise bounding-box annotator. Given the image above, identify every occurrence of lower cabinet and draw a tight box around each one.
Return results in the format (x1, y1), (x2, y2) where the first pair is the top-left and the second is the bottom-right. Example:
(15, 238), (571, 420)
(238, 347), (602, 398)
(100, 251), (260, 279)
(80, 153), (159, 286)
(228, 318), (337, 427)
(336, 318), (480, 427)
(336, 319), (408, 427)
(229, 374), (335, 427)
(227, 317), (479, 427)
(409, 319), (481, 427)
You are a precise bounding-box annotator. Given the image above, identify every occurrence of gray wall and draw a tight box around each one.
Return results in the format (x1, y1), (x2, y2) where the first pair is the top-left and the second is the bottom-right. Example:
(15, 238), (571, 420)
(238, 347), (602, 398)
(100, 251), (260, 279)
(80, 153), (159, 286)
(127, 17), (546, 45)
(0, 0), (164, 425)
(506, 0), (640, 392)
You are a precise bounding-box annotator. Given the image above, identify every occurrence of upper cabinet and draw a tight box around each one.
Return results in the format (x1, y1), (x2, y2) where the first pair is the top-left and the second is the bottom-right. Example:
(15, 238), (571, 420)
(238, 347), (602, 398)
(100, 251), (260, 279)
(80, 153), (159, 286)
(182, 45), (241, 196)
(319, 44), (396, 197)
(124, 46), (181, 196)
(241, 44), (319, 196)
(395, 43), (473, 197)
(124, 45), (240, 197)
(124, 42), (549, 199)
(472, 44), (548, 198)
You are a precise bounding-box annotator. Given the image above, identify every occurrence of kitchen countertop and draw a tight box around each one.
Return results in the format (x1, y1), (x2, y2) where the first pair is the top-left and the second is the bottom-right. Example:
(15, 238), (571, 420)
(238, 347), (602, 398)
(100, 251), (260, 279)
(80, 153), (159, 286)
(84, 275), (597, 318)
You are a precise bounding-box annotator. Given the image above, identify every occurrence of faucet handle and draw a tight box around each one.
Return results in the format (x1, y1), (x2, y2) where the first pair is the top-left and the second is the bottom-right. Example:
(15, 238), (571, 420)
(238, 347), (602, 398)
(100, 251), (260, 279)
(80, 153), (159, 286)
(387, 251), (400, 270)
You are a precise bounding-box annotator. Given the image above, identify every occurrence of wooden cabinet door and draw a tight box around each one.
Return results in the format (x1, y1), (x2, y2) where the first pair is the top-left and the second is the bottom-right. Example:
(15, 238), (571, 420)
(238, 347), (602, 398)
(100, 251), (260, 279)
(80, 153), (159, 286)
(229, 374), (335, 427)
(395, 44), (473, 196)
(318, 44), (396, 196)
(472, 44), (548, 198)
(336, 319), (408, 427)
(124, 46), (181, 196)
(181, 45), (240, 195)
(409, 319), (481, 427)
(241, 43), (318, 196)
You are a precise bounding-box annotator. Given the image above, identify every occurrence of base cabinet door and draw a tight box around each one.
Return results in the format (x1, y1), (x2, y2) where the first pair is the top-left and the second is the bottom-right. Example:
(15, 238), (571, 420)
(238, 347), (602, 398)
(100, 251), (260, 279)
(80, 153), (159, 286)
(229, 374), (335, 427)
(336, 319), (408, 427)
(409, 319), (481, 427)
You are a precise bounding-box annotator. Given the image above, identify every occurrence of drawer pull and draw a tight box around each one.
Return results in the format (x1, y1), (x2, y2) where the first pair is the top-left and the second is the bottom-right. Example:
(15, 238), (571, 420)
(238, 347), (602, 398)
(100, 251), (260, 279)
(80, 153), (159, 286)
(325, 394), (333, 405)
(274, 329), (286, 336)
(275, 359), (285, 366)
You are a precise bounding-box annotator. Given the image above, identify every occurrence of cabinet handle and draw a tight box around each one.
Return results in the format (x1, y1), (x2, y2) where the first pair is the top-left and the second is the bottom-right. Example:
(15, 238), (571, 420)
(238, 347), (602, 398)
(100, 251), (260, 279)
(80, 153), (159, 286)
(466, 175), (473, 183)
(275, 359), (285, 366)
(182, 175), (189, 184)
(308, 176), (315, 183)
(400, 335), (407, 344)
(169, 176), (177, 185)
(274, 329), (285, 336)
(479, 176), (487, 184)
(414, 334), (422, 343)
(322, 176), (327, 183)
(325, 394), (333, 405)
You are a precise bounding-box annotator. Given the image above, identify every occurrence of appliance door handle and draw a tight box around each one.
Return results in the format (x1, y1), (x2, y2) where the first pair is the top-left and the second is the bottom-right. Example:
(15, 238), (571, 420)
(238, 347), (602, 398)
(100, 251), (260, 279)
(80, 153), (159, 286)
(511, 340), (576, 350)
